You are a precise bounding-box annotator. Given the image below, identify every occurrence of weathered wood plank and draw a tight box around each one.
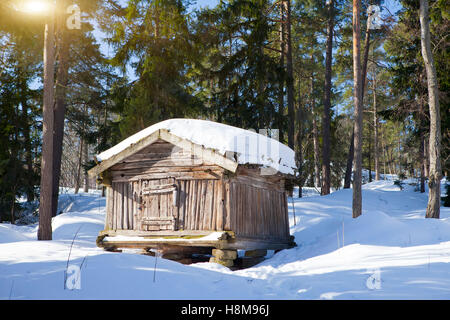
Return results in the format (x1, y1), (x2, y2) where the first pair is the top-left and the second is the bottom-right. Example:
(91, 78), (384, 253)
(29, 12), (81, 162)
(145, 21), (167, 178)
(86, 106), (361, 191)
(110, 168), (224, 182)
(123, 182), (128, 230)
(106, 186), (113, 230)
(223, 181), (230, 230)
(88, 130), (161, 177)
(112, 158), (205, 171)
(159, 129), (238, 173)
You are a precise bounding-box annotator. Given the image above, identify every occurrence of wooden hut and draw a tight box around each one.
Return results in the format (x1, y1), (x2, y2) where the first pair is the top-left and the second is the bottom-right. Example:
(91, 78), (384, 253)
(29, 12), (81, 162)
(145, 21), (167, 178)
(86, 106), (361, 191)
(88, 119), (296, 267)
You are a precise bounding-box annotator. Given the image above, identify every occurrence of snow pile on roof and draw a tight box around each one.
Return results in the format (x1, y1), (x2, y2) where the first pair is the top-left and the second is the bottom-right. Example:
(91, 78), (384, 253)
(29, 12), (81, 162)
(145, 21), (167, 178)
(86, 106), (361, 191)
(96, 118), (296, 175)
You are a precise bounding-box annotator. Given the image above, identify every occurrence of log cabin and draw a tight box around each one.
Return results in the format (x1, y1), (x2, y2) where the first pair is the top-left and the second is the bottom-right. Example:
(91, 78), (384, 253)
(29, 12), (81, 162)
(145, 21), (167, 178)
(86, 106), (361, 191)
(88, 119), (296, 267)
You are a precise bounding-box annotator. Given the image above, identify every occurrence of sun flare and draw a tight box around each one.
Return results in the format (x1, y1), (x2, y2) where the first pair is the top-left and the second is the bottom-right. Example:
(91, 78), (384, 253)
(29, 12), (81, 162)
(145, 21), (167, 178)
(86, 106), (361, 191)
(22, 1), (51, 14)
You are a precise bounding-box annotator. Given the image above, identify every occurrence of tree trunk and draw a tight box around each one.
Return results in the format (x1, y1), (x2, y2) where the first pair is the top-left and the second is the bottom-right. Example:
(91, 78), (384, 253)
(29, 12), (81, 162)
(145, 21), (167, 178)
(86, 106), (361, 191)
(278, 2), (285, 143)
(368, 130), (372, 182)
(83, 141), (89, 193)
(424, 136), (429, 177)
(344, 129), (355, 188)
(419, 98), (426, 193)
(311, 76), (321, 188)
(74, 138), (83, 195)
(321, 0), (334, 195)
(38, 14), (55, 241)
(344, 15), (372, 188)
(373, 66), (380, 180)
(295, 82), (303, 198)
(284, 0), (295, 149)
(419, 0), (442, 219)
(381, 125), (387, 179)
(52, 4), (70, 217)
(352, 0), (363, 218)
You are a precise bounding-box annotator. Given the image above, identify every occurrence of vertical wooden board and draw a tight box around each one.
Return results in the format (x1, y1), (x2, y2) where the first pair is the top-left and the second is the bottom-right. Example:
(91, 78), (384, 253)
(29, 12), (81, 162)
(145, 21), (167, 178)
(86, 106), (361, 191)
(174, 180), (180, 230)
(249, 186), (254, 237)
(111, 184), (116, 230)
(104, 187), (110, 230)
(163, 178), (169, 218)
(163, 178), (170, 218)
(114, 183), (119, 230)
(212, 180), (218, 230)
(220, 181), (226, 231)
(239, 183), (244, 235)
(233, 183), (238, 234)
(231, 182), (239, 232)
(252, 187), (257, 237)
(284, 192), (290, 238)
(201, 180), (208, 230)
(202, 180), (213, 230)
(132, 181), (137, 230)
(209, 180), (215, 230)
(241, 184), (246, 236)
(158, 179), (165, 218)
(184, 180), (191, 230)
(264, 189), (269, 237)
(127, 182), (133, 230)
(279, 192), (285, 238)
(204, 180), (210, 230)
(275, 192), (281, 237)
(142, 180), (149, 220)
(244, 185), (249, 236)
(200, 180), (206, 230)
(160, 178), (166, 218)
(120, 182), (125, 230)
(248, 186), (252, 237)
(195, 180), (202, 230)
(238, 183), (244, 236)
(116, 183), (122, 230)
(224, 181), (231, 230)
(137, 180), (142, 230)
(271, 191), (277, 237)
(197, 180), (205, 230)
(216, 180), (223, 231)
(122, 182), (128, 230)
(274, 192), (280, 238)
(106, 187), (112, 230)
(190, 180), (198, 230)
(283, 192), (288, 238)
(148, 180), (159, 218)
(176, 180), (183, 230)
(210, 180), (216, 230)
(188, 180), (195, 230)
(186, 180), (193, 229)
(255, 188), (261, 236)
(270, 190), (276, 237)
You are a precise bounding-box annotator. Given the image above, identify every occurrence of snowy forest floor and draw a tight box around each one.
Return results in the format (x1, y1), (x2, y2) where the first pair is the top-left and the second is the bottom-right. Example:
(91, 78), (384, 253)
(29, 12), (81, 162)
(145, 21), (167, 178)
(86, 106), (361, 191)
(0, 179), (449, 299)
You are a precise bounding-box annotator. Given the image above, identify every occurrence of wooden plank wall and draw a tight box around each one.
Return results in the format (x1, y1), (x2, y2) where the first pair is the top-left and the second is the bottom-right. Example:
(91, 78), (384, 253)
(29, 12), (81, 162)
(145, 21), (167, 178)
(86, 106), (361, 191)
(227, 181), (289, 241)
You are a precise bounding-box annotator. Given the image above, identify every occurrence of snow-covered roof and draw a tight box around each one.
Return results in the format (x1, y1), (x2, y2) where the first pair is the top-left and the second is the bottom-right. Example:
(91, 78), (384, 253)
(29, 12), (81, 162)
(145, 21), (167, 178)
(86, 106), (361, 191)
(95, 118), (296, 175)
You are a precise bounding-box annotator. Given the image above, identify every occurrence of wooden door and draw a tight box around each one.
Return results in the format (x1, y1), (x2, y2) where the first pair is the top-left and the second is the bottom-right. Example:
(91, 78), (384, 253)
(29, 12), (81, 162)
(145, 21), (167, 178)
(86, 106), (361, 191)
(138, 178), (178, 231)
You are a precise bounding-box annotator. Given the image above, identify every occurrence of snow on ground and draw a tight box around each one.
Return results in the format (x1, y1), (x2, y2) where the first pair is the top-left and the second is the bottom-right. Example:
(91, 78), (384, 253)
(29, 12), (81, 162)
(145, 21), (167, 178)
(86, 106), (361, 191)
(0, 180), (449, 299)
